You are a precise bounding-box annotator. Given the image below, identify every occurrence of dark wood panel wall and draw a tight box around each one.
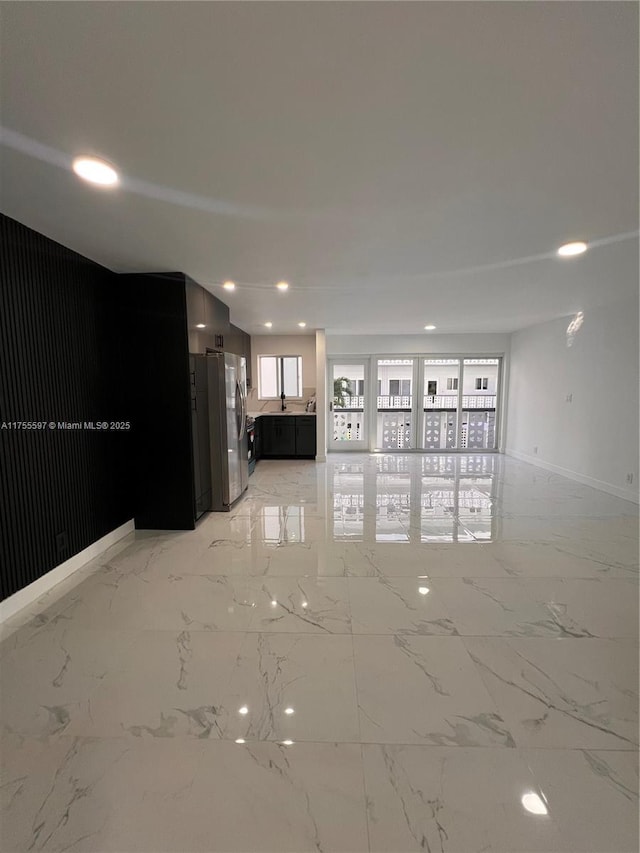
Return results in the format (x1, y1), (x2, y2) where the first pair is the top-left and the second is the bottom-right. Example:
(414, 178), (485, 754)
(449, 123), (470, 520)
(0, 214), (132, 600)
(0, 215), (252, 602)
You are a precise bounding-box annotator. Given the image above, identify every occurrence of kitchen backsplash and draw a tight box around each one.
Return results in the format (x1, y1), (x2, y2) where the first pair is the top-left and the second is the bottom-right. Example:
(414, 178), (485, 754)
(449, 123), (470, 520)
(247, 386), (316, 413)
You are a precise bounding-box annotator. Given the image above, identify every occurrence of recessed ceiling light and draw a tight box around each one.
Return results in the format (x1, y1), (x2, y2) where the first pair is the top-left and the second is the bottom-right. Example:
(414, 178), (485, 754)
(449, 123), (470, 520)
(235, 738), (245, 744)
(72, 156), (119, 187)
(284, 707), (295, 715)
(418, 586), (430, 595)
(238, 706), (249, 715)
(223, 281), (236, 291)
(557, 241), (588, 257)
(298, 322), (306, 328)
(196, 323), (206, 329)
(264, 322), (273, 328)
(276, 281), (289, 291)
(424, 325), (437, 331)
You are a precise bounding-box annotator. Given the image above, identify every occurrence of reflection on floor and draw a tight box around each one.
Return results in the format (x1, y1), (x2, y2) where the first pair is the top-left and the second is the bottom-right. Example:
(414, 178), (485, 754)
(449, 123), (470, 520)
(1, 454), (638, 852)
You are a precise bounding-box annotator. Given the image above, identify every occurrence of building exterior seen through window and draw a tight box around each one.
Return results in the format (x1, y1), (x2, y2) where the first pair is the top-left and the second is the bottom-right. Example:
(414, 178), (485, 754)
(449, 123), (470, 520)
(329, 356), (501, 452)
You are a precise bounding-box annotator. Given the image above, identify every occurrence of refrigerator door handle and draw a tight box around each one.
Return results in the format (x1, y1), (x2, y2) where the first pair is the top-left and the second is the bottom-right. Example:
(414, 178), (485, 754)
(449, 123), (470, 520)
(237, 380), (246, 440)
(241, 386), (247, 439)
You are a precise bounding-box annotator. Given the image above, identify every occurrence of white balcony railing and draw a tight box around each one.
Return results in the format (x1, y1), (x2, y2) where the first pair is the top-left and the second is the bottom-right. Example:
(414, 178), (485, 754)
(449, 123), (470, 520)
(424, 395), (496, 409)
(335, 394), (497, 411)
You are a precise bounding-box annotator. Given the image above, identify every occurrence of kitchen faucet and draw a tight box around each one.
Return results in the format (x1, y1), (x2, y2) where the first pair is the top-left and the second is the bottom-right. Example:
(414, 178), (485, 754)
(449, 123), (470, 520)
(280, 391), (287, 411)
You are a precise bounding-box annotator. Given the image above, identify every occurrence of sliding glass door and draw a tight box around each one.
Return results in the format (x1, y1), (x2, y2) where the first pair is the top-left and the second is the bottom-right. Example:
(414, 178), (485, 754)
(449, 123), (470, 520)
(422, 358), (460, 449)
(419, 357), (501, 450)
(328, 354), (502, 453)
(375, 358), (417, 450)
(460, 358), (500, 450)
(328, 359), (369, 451)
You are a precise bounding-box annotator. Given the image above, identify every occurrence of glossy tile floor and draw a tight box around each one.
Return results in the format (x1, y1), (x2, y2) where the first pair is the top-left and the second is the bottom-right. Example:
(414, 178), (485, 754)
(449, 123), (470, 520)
(1, 454), (638, 852)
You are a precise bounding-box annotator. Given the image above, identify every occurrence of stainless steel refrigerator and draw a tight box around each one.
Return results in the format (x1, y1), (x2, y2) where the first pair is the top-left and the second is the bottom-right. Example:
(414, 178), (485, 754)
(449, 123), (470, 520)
(206, 351), (248, 511)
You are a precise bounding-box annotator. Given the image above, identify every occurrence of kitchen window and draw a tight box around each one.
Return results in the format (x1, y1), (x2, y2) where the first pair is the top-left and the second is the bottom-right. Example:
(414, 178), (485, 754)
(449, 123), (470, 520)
(258, 355), (303, 399)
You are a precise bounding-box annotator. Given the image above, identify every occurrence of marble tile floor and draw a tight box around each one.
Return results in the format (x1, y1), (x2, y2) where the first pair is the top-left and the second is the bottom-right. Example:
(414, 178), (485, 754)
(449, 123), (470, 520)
(0, 453), (638, 852)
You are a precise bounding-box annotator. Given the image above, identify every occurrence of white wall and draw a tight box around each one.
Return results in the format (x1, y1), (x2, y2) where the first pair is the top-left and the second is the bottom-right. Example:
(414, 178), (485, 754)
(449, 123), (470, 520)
(248, 334), (316, 411)
(327, 333), (510, 356)
(506, 299), (639, 502)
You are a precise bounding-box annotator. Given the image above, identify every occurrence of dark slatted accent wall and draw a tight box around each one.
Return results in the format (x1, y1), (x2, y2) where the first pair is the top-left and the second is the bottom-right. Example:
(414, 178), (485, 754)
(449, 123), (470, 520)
(0, 214), (133, 601)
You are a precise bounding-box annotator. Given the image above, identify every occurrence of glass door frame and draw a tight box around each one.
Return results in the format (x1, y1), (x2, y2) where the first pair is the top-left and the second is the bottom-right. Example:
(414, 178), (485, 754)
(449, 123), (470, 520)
(328, 357), (370, 452)
(328, 353), (505, 453)
(458, 356), (503, 451)
(372, 356), (421, 451)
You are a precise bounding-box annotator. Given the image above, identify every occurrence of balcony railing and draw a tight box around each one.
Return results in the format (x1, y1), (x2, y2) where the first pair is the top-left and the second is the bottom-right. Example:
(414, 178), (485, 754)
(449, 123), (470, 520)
(334, 394), (497, 411)
(333, 396), (365, 410)
(424, 395), (496, 409)
(377, 395), (411, 409)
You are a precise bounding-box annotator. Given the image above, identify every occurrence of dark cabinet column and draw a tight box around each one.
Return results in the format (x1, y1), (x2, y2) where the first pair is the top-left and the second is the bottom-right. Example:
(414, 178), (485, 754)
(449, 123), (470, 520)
(295, 417), (317, 458)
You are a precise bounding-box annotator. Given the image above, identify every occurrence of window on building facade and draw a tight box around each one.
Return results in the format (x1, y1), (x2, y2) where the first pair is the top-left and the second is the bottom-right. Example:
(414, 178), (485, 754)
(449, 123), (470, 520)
(446, 377), (458, 390)
(389, 379), (411, 396)
(475, 377), (488, 390)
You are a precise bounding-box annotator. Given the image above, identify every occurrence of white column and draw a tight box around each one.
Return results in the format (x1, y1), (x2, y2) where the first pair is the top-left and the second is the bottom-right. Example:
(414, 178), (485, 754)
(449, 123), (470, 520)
(315, 329), (327, 461)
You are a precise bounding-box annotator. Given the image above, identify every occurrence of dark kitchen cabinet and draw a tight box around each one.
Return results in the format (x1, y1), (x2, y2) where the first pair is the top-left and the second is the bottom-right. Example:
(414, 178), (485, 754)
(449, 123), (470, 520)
(261, 417), (296, 457)
(294, 416), (317, 457)
(228, 324), (252, 388)
(259, 416), (316, 459)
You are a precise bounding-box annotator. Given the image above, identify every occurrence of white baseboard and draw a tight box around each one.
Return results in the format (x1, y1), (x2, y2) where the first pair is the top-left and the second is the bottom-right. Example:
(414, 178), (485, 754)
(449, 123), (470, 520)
(0, 519), (135, 625)
(505, 449), (639, 504)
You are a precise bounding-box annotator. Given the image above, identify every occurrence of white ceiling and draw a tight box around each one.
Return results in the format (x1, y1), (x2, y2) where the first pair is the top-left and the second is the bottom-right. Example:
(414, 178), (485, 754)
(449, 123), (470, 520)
(1, 2), (637, 336)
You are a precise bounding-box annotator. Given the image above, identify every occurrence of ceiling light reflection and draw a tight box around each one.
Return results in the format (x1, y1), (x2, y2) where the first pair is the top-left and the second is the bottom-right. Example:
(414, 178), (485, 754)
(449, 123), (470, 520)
(521, 791), (549, 815)
(238, 706), (249, 715)
(418, 586), (430, 595)
(566, 311), (584, 348)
